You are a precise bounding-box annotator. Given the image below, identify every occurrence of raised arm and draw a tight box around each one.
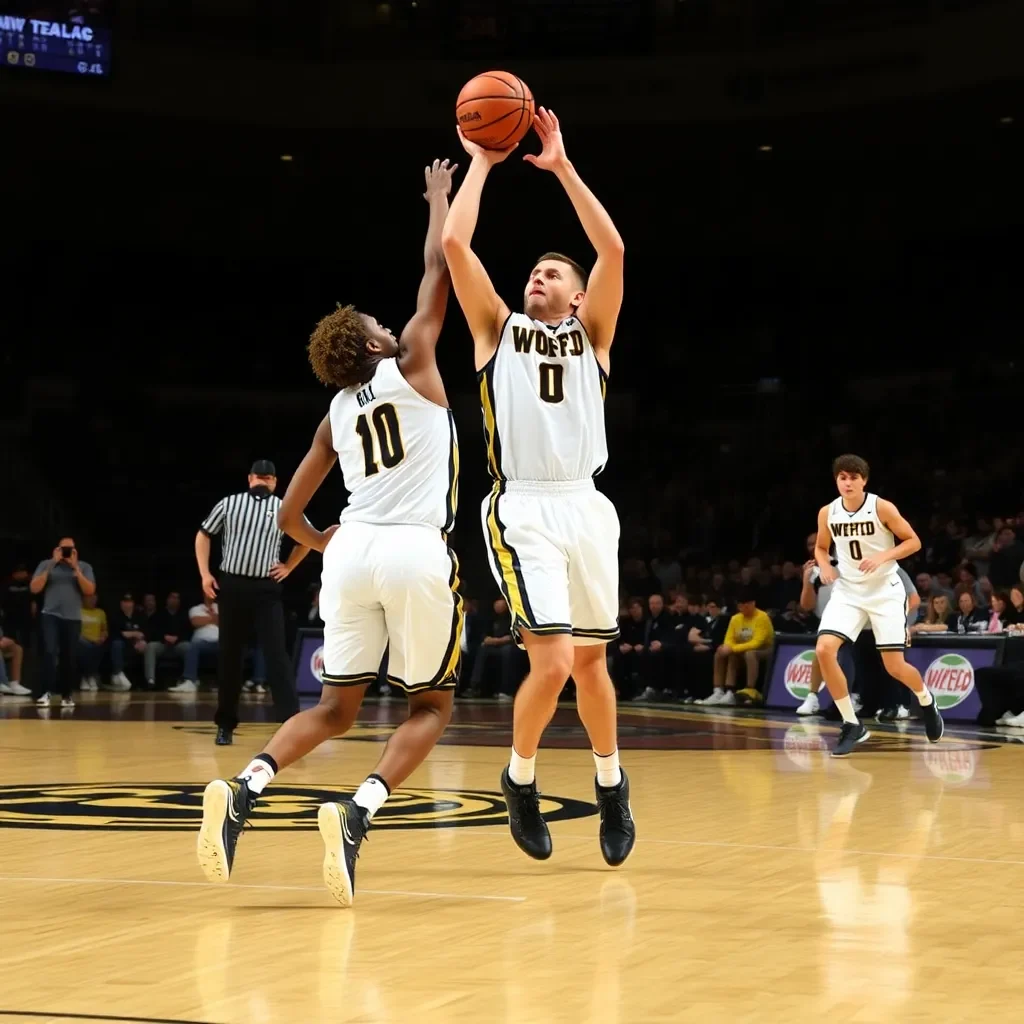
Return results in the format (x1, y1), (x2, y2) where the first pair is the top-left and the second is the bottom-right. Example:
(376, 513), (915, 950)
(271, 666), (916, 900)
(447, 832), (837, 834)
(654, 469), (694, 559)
(524, 108), (624, 361)
(397, 159), (458, 406)
(277, 415), (340, 553)
(441, 133), (513, 370)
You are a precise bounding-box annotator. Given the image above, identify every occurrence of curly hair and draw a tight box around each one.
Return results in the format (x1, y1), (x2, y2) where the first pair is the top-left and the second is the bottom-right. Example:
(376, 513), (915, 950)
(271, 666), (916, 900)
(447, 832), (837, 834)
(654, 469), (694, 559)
(307, 304), (373, 389)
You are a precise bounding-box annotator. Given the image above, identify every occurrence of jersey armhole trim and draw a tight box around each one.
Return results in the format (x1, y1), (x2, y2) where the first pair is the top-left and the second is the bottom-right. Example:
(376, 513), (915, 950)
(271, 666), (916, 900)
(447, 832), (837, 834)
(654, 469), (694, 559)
(393, 357), (452, 411)
(476, 311), (513, 379)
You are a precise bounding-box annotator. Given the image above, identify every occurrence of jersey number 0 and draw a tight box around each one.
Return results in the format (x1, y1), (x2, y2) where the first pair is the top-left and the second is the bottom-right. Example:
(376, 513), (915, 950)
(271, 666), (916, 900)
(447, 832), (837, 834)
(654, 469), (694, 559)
(538, 362), (565, 403)
(355, 403), (405, 477)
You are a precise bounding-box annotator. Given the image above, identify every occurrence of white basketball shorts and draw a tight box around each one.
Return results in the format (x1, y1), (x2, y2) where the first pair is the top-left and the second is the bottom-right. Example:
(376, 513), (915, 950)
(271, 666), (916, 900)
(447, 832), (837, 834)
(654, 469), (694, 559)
(481, 479), (620, 646)
(817, 576), (909, 650)
(319, 521), (463, 692)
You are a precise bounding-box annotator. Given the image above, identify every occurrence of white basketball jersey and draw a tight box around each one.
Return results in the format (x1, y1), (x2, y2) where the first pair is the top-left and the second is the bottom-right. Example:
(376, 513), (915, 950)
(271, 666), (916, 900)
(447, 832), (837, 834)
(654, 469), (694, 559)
(827, 493), (897, 584)
(479, 312), (608, 482)
(329, 358), (458, 532)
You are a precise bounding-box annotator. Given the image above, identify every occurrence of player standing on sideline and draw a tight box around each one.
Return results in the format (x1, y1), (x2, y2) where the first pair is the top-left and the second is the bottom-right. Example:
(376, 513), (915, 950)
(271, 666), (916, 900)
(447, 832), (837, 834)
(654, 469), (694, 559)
(197, 160), (464, 907)
(814, 454), (944, 756)
(442, 109), (635, 866)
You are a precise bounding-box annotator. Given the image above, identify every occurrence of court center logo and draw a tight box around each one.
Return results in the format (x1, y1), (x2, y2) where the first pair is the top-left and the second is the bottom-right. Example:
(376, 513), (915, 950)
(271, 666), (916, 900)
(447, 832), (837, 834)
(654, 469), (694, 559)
(310, 645), (325, 683)
(0, 783), (596, 831)
(923, 653), (975, 710)
(783, 649), (816, 700)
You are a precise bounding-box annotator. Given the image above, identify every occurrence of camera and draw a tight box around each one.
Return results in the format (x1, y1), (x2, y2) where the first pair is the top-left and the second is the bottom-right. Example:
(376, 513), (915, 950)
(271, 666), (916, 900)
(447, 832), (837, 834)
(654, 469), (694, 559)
(61, 545), (74, 558)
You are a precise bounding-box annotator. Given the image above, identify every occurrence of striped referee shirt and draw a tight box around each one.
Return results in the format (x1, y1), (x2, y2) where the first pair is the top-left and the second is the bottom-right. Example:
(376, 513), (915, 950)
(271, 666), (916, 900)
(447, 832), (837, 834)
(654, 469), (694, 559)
(200, 493), (284, 578)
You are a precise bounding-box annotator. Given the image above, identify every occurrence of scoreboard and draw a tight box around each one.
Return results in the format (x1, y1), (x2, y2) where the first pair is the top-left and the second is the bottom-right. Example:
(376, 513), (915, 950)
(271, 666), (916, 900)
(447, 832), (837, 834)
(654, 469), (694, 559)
(1, 3), (112, 77)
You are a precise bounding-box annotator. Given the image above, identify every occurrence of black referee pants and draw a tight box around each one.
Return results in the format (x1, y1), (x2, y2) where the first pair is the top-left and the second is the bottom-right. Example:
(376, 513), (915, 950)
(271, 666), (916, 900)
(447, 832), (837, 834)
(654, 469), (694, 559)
(215, 573), (298, 732)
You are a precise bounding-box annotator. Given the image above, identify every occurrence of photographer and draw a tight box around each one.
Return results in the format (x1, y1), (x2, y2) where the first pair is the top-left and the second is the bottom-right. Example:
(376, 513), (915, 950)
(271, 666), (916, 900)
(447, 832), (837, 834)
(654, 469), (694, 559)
(29, 536), (96, 707)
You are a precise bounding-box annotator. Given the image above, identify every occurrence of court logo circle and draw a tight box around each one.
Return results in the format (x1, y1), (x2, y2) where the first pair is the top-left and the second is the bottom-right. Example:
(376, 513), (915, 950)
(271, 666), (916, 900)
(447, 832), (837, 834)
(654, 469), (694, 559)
(0, 783), (596, 831)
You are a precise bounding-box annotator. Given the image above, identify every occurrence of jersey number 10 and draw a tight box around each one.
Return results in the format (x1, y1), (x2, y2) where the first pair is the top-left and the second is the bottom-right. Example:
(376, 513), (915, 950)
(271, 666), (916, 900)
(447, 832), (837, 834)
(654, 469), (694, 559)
(356, 403), (405, 477)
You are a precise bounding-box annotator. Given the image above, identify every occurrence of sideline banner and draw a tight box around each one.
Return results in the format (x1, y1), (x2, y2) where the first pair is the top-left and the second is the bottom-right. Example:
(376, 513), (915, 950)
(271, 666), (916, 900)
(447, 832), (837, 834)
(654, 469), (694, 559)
(765, 633), (1005, 722)
(293, 628), (326, 696)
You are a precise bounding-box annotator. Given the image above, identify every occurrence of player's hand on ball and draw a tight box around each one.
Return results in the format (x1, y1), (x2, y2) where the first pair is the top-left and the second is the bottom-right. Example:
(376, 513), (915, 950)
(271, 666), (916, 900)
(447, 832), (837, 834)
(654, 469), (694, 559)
(523, 107), (568, 172)
(858, 556), (882, 574)
(423, 158), (459, 200)
(455, 127), (517, 164)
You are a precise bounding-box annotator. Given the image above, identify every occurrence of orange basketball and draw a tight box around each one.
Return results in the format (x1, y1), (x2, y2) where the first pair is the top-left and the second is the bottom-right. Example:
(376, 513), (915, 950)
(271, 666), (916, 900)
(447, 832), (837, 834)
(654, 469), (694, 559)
(456, 71), (535, 151)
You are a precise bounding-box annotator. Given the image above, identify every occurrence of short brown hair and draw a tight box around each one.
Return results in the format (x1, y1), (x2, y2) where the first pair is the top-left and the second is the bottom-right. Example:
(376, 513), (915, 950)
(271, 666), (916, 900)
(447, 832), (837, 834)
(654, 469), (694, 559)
(535, 251), (589, 290)
(832, 453), (870, 480)
(307, 304), (372, 389)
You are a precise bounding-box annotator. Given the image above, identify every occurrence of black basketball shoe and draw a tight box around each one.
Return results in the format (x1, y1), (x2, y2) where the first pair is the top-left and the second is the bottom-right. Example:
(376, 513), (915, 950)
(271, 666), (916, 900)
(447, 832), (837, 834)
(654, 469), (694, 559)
(500, 766), (552, 860)
(318, 799), (370, 908)
(831, 722), (870, 758)
(595, 770), (636, 867)
(919, 692), (945, 743)
(197, 777), (255, 882)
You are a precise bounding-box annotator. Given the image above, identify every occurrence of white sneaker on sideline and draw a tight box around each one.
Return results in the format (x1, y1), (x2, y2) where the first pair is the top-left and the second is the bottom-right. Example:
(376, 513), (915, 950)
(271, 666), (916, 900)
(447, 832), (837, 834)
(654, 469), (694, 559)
(720, 690), (736, 706)
(61, 697), (75, 709)
(1002, 711), (1024, 728)
(0, 683), (12, 695)
(36, 692), (52, 706)
(168, 679), (197, 693)
(698, 689), (725, 706)
(796, 692), (821, 716)
(7, 681), (31, 696)
(997, 710), (1016, 724)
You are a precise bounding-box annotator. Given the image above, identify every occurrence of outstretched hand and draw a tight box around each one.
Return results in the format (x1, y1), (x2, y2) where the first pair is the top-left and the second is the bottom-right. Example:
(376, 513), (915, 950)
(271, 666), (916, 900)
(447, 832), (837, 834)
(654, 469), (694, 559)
(423, 158), (459, 200)
(523, 107), (568, 172)
(456, 126), (518, 165)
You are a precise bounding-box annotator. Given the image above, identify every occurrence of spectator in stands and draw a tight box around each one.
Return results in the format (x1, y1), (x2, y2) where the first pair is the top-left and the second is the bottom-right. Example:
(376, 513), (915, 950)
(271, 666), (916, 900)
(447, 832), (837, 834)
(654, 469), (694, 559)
(178, 596), (219, 694)
(988, 592), (1010, 632)
(910, 594), (954, 634)
(964, 518), (997, 579)
(1008, 585), (1024, 627)
(701, 589), (774, 706)
(651, 535), (683, 594)
(914, 572), (955, 608)
(30, 537), (96, 708)
(144, 591), (192, 688)
(77, 593), (108, 691)
(989, 526), (1024, 589)
(951, 586), (988, 635)
(0, 625), (29, 695)
(3, 564), (34, 645)
(613, 599), (646, 699)
(468, 597), (516, 700)
(109, 592), (144, 690)
(637, 592), (676, 701)
(674, 594), (717, 700)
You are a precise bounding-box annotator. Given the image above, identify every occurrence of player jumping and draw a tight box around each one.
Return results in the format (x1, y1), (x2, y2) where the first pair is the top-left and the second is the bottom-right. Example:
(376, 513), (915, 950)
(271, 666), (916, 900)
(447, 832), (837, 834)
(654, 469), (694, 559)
(197, 159), (463, 906)
(441, 109), (635, 865)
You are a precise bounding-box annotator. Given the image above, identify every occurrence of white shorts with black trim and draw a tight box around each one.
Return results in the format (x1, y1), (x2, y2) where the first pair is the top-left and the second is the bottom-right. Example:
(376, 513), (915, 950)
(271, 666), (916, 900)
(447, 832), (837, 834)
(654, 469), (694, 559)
(319, 521), (463, 692)
(817, 577), (908, 650)
(481, 479), (620, 647)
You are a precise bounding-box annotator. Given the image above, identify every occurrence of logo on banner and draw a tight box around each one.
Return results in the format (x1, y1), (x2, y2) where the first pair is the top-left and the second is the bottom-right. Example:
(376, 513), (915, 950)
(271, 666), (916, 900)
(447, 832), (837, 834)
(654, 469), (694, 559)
(309, 645), (325, 682)
(923, 653), (975, 709)
(783, 649), (817, 699)
(0, 783), (596, 831)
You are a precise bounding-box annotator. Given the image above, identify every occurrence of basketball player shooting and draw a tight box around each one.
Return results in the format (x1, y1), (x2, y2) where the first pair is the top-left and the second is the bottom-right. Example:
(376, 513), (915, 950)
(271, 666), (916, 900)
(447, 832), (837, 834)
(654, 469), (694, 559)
(442, 108), (635, 866)
(814, 454), (944, 756)
(197, 159), (464, 906)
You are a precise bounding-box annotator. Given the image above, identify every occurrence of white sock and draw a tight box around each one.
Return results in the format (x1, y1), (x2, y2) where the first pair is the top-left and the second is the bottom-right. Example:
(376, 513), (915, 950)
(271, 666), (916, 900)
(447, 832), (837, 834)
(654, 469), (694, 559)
(238, 755), (276, 795)
(594, 749), (622, 789)
(834, 695), (859, 725)
(353, 774), (390, 819)
(508, 748), (536, 785)
(915, 688), (933, 707)
(713, 686), (724, 695)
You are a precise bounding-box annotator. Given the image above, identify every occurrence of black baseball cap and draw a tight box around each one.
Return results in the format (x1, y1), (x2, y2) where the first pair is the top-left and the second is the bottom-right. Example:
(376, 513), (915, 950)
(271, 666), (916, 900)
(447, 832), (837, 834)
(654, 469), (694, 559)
(121, 592), (134, 602)
(250, 459), (277, 476)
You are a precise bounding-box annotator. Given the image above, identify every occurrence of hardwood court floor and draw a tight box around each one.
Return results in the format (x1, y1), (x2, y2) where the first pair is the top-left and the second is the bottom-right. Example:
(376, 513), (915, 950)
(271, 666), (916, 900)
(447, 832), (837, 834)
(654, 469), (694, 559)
(1, 694), (1023, 1024)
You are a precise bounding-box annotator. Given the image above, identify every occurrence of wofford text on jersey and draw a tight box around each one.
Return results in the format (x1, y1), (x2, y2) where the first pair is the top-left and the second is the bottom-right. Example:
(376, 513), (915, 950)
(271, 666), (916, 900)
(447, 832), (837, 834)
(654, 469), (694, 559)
(512, 326), (586, 358)
(830, 521), (877, 538)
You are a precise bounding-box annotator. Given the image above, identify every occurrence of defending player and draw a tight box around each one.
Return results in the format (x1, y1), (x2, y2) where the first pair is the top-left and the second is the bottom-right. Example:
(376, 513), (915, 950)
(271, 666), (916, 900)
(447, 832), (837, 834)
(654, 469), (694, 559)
(197, 159), (463, 906)
(441, 109), (635, 865)
(814, 454), (943, 756)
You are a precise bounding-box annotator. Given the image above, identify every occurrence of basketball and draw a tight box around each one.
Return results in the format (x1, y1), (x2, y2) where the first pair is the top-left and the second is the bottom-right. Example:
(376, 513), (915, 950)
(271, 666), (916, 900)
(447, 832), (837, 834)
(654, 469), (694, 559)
(456, 71), (535, 151)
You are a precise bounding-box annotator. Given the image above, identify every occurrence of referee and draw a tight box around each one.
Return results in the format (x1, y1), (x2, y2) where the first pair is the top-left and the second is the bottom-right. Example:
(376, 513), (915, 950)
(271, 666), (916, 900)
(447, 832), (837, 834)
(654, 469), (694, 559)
(194, 459), (310, 746)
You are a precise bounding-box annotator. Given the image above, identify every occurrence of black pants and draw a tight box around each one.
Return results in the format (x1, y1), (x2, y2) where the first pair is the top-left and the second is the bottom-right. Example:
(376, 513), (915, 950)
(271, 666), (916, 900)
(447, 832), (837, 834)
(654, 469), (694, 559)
(38, 613), (81, 699)
(470, 643), (518, 696)
(215, 574), (298, 731)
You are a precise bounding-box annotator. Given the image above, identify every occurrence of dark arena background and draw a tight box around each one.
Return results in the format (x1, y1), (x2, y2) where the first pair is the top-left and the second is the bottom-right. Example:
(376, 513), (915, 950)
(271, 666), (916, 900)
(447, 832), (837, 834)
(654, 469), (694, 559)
(1, 2), (1023, 1022)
